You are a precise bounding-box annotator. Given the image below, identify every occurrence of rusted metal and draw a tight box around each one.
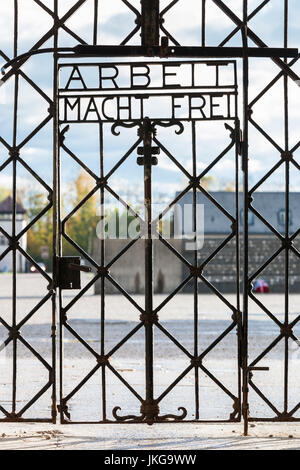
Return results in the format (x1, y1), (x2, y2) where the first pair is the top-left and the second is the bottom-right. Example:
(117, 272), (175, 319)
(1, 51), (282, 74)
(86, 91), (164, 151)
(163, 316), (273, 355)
(56, 66), (241, 422)
(0, 0), (299, 430)
(57, 257), (91, 290)
(72, 45), (298, 58)
(141, 0), (160, 48)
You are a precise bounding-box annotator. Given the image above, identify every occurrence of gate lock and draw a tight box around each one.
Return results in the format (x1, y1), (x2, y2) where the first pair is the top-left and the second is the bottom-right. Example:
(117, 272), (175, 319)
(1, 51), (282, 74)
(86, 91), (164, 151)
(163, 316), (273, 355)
(58, 256), (92, 290)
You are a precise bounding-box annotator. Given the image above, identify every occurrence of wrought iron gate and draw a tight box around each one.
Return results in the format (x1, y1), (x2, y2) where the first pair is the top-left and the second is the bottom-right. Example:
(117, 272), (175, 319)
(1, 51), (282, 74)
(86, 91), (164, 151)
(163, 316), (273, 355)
(56, 60), (241, 422)
(0, 0), (299, 434)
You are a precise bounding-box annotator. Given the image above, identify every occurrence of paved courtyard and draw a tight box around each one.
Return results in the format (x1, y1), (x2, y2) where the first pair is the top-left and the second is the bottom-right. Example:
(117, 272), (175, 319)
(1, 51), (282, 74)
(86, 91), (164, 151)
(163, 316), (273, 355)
(0, 273), (299, 449)
(0, 422), (300, 450)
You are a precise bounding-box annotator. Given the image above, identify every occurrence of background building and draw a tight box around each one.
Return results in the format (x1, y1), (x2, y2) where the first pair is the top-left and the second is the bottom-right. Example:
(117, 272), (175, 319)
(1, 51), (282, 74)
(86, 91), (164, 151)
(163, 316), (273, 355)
(177, 192), (300, 293)
(175, 191), (300, 236)
(94, 192), (300, 294)
(94, 239), (182, 295)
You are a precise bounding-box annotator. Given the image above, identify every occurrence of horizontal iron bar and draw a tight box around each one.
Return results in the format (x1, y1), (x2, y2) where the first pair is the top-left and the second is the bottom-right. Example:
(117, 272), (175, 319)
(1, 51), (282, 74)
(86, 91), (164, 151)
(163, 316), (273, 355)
(72, 45), (298, 58)
(1, 47), (74, 77)
(2, 46), (298, 77)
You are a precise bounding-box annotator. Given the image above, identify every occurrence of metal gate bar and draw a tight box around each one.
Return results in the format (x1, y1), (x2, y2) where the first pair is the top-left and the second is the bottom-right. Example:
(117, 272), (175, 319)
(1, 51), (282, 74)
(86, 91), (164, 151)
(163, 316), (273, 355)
(243, 0), (300, 434)
(241, 3), (250, 437)
(0, 0), (57, 422)
(56, 53), (241, 421)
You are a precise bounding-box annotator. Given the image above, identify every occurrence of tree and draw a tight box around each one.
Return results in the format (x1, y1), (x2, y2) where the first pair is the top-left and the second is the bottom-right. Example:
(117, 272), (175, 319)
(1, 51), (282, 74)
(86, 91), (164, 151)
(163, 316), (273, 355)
(64, 171), (98, 255)
(200, 175), (216, 190)
(0, 187), (11, 201)
(26, 192), (53, 269)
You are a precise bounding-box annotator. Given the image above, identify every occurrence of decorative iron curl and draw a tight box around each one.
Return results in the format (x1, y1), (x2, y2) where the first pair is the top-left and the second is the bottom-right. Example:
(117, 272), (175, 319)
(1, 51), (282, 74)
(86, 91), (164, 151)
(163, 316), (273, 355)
(158, 407), (187, 421)
(224, 123), (236, 142)
(229, 397), (240, 421)
(111, 121), (141, 136)
(112, 406), (145, 422)
(111, 119), (184, 136)
(112, 405), (187, 424)
(152, 119), (184, 135)
(59, 125), (70, 145)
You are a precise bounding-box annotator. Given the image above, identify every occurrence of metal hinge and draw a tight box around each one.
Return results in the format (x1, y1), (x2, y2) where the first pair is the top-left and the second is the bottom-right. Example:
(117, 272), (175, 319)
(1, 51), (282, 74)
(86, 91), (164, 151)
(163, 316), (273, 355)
(237, 129), (243, 157)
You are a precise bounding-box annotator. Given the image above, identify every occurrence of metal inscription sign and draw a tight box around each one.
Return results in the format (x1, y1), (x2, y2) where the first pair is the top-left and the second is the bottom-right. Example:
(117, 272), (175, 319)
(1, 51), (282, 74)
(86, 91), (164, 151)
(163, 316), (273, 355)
(58, 60), (237, 123)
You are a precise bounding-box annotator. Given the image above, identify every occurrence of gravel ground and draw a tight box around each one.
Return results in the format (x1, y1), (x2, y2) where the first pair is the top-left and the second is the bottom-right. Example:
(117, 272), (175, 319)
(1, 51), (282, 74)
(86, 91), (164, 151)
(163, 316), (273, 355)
(0, 273), (300, 449)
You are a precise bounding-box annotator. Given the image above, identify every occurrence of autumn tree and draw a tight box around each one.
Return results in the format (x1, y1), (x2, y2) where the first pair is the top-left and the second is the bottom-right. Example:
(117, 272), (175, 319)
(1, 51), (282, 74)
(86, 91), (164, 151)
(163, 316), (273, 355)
(0, 187), (11, 201)
(63, 171), (98, 255)
(26, 192), (53, 268)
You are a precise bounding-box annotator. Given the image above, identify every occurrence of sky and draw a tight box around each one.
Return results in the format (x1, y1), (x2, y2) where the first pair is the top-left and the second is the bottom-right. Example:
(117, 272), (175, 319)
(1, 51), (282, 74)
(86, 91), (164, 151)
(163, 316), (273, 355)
(0, 0), (299, 208)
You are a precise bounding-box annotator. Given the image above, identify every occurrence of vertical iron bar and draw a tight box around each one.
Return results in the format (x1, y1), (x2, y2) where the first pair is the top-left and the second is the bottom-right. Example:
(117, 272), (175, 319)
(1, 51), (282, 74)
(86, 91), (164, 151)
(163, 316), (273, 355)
(234, 59), (242, 420)
(143, 118), (155, 416)
(51, 0), (59, 425)
(52, 0), (62, 423)
(141, 0), (160, 47)
(235, 127), (242, 420)
(242, 0), (249, 436)
(12, 0), (19, 418)
(51, 289), (56, 423)
(192, 121), (199, 419)
(283, 0), (289, 416)
(99, 122), (106, 421)
(93, 0), (98, 45)
(201, 0), (206, 47)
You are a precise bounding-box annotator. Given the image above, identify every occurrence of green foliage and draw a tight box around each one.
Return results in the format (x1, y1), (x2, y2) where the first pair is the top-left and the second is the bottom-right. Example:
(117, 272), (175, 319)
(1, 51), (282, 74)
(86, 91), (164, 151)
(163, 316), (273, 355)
(0, 187), (11, 201)
(24, 172), (142, 267)
(63, 171), (98, 255)
(103, 207), (141, 238)
(26, 192), (53, 269)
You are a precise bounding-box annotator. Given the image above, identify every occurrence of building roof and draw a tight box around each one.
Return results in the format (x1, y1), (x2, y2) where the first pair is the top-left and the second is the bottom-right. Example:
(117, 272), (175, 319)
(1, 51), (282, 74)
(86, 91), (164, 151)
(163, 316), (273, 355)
(176, 191), (300, 235)
(0, 196), (26, 215)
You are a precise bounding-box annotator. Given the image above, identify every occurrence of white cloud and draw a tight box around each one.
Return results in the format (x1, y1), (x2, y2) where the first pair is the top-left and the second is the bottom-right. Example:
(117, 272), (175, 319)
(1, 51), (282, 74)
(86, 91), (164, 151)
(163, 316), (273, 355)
(21, 147), (51, 158)
(0, 173), (41, 191)
(0, 81), (7, 104)
(0, 0), (299, 194)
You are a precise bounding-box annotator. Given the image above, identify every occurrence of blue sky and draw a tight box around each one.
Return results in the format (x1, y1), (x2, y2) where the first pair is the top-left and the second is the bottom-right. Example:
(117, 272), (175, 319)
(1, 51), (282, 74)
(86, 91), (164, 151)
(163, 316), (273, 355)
(0, 0), (299, 207)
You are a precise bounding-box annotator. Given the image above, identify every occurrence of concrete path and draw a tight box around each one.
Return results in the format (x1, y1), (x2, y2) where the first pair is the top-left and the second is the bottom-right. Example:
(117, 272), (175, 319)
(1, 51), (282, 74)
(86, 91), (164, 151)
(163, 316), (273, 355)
(0, 422), (300, 450)
(0, 274), (300, 450)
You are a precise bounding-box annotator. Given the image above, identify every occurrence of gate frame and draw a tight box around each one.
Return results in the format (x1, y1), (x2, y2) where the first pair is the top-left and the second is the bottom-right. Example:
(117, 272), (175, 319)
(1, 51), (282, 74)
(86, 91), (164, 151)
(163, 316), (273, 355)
(0, 0), (298, 435)
(55, 71), (242, 424)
